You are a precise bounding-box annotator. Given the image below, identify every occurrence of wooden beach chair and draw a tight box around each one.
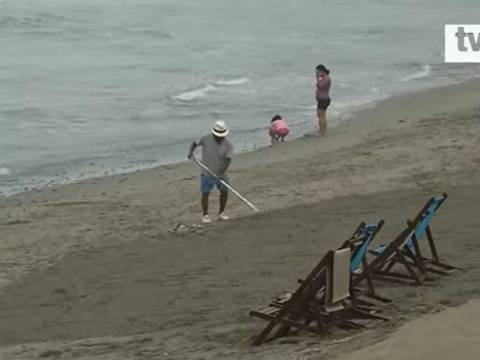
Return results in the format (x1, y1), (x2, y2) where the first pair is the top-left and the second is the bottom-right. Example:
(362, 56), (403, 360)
(356, 194), (457, 286)
(341, 221), (391, 302)
(403, 193), (457, 272)
(249, 247), (386, 345)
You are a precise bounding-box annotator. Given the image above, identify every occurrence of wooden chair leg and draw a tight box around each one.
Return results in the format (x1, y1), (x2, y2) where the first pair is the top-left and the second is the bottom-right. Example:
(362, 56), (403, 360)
(396, 249), (423, 285)
(426, 225), (440, 262)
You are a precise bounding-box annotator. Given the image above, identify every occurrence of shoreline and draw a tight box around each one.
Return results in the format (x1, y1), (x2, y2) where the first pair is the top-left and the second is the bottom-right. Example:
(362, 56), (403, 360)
(0, 75), (478, 285)
(0, 77), (479, 358)
(2, 75), (479, 198)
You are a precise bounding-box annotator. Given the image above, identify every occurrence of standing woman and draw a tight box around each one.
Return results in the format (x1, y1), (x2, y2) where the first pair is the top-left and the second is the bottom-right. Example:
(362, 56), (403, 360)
(315, 64), (331, 136)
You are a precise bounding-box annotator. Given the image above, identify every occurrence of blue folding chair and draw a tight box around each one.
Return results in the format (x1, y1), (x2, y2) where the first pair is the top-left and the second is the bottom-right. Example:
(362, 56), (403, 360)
(340, 221), (391, 302)
(367, 193), (457, 285)
(350, 223), (382, 272)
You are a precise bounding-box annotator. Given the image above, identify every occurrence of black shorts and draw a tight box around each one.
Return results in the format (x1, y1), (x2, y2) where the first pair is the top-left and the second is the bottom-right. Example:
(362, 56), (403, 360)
(316, 98), (331, 111)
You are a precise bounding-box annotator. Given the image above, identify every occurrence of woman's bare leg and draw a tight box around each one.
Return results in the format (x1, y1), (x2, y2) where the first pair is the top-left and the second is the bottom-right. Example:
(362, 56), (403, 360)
(317, 110), (327, 136)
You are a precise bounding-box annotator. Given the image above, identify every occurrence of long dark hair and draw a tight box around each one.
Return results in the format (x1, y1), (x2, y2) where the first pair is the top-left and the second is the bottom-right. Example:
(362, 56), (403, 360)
(271, 114), (282, 123)
(316, 64), (330, 74)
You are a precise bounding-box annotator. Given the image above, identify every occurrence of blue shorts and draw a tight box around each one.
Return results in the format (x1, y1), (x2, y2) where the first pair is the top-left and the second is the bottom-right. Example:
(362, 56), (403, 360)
(201, 174), (229, 194)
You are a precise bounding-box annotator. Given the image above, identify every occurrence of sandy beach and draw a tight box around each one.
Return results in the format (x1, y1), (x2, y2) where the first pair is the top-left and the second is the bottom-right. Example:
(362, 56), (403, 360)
(0, 79), (480, 359)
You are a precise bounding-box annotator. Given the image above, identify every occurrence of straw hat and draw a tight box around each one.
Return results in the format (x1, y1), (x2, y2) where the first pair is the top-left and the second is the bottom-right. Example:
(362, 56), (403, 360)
(211, 120), (229, 137)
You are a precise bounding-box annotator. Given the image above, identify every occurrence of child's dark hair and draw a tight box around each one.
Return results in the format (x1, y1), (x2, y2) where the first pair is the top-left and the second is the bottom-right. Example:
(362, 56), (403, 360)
(271, 114), (282, 123)
(315, 64), (330, 74)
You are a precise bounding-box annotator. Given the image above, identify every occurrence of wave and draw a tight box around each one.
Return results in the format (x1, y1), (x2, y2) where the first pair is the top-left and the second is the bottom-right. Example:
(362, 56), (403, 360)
(402, 63), (432, 82)
(0, 12), (69, 30)
(172, 84), (218, 102)
(215, 77), (250, 86)
(0, 167), (11, 176)
(122, 27), (173, 39)
(172, 77), (251, 102)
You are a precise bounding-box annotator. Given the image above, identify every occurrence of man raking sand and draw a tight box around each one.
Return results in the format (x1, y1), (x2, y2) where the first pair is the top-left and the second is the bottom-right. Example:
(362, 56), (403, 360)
(188, 120), (258, 224)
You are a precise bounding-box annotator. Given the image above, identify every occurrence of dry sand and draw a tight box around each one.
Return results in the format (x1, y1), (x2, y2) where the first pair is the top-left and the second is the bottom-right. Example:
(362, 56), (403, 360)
(339, 300), (480, 360)
(0, 79), (479, 359)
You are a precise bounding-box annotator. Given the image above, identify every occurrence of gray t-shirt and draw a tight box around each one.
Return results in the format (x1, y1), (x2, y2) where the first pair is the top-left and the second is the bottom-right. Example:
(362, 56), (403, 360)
(198, 134), (233, 176)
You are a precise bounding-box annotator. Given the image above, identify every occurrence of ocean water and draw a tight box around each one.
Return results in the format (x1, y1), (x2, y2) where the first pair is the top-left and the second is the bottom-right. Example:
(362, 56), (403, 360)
(1, 0), (479, 194)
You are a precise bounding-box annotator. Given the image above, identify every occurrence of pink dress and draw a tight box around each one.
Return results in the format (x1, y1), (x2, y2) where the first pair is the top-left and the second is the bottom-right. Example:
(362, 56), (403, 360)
(271, 119), (289, 137)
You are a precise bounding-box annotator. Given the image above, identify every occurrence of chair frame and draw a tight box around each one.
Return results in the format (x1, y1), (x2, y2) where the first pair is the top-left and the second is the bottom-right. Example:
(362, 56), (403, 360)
(250, 246), (386, 345)
(343, 221), (391, 302)
(356, 193), (457, 286)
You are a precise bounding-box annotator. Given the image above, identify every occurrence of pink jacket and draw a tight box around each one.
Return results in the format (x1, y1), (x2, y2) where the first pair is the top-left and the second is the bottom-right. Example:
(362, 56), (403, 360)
(271, 119), (289, 136)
